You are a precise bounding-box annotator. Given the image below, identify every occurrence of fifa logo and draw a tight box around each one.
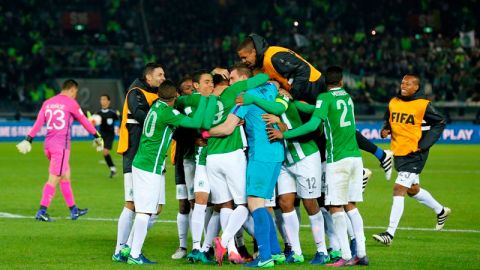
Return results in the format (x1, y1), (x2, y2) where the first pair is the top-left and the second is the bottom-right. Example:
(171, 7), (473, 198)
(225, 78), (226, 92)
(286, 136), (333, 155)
(391, 112), (415, 125)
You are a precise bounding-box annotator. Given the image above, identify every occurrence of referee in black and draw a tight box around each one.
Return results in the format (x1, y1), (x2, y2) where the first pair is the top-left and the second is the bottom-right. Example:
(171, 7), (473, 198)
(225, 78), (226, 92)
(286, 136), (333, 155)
(96, 94), (120, 178)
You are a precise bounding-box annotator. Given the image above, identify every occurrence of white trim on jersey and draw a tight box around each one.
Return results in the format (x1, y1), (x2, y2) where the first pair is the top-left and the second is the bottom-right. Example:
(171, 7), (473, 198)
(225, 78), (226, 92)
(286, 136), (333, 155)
(325, 118), (334, 163)
(281, 112), (305, 163)
(240, 125), (248, 149)
(153, 127), (171, 173)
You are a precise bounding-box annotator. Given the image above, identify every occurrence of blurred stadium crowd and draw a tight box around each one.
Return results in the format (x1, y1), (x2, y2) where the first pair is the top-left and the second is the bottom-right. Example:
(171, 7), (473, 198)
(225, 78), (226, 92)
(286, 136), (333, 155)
(1, 0), (479, 116)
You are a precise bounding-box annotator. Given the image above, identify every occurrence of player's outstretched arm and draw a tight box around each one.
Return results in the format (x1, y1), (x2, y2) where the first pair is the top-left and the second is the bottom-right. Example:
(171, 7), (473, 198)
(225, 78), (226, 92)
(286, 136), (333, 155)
(294, 100), (315, 114)
(178, 96), (208, 129)
(227, 73), (270, 97)
(17, 103), (47, 154)
(205, 114), (240, 137)
(236, 93), (288, 115)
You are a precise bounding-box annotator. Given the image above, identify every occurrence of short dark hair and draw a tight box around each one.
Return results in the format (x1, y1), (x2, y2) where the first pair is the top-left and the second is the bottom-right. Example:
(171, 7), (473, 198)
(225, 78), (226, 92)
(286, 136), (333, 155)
(405, 74), (421, 87)
(325, 66), (343, 85)
(237, 36), (255, 51)
(143, 63), (163, 80)
(62, 79), (78, 90)
(158, 80), (177, 101)
(230, 62), (253, 78)
(101, 94), (111, 101)
(178, 76), (193, 94)
(192, 70), (211, 83)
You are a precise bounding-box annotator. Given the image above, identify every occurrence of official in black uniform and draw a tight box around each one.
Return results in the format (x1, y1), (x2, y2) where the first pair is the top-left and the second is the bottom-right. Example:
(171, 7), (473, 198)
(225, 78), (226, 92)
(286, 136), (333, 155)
(96, 94), (120, 178)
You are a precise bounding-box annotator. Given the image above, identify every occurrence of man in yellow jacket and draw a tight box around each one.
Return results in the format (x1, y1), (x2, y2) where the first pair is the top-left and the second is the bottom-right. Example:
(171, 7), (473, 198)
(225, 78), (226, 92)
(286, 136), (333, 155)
(113, 63), (165, 261)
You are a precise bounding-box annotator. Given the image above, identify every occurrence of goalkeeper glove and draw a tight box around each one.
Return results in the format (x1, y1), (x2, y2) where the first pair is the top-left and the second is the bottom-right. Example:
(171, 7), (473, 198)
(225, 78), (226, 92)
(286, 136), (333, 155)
(92, 132), (104, 152)
(16, 136), (33, 154)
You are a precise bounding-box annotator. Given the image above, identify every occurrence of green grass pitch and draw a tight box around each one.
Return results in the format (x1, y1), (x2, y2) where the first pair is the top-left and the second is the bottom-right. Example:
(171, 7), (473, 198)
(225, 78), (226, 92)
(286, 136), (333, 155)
(0, 142), (479, 269)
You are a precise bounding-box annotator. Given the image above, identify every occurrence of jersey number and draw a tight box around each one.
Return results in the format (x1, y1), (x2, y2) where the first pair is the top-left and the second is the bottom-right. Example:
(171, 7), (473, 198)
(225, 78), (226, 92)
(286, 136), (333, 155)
(45, 109), (65, 130)
(144, 111), (157, 137)
(336, 99), (354, 127)
(212, 100), (224, 125)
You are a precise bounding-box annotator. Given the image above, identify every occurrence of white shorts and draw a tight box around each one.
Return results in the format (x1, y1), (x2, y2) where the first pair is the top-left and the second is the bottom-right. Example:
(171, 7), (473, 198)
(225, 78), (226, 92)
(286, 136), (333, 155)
(207, 149), (247, 205)
(194, 165), (210, 194)
(277, 152), (322, 199)
(265, 189), (276, 207)
(395, 171), (420, 188)
(132, 166), (165, 214)
(321, 161), (327, 193)
(124, 172), (134, 202)
(176, 184), (187, 200)
(325, 157), (363, 206)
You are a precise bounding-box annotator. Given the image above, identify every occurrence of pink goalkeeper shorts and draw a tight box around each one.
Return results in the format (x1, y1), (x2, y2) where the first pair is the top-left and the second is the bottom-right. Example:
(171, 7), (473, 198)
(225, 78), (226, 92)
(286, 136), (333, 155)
(44, 148), (70, 176)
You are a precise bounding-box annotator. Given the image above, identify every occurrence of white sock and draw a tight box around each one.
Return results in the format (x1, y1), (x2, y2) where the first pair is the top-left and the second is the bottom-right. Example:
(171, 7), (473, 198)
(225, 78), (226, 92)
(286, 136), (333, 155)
(115, 207), (135, 254)
(295, 206), (301, 223)
(243, 214), (255, 236)
(321, 207), (340, 251)
(177, 213), (189, 248)
(346, 215), (355, 240)
(130, 213), (150, 258)
(347, 208), (366, 258)
(191, 203), (207, 250)
(274, 208), (288, 245)
(282, 210), (302, 255)
(219, 208), (233, 250)
(332, 211), (351, 260)
(413, 188), (443, 214)
(147, 214), (158, 230)
(204, 206), (213, 234)
(221, 206), (249, 248)
(387, 196), (405, 236)
(126, 223), (134, 247)
(308, 211), (328, 254)
(202, 211), (220, 252)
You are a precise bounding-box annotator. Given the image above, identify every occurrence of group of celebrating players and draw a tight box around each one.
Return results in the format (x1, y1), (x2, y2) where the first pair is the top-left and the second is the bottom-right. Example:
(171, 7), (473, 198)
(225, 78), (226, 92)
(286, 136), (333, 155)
(18, 33), (451, 268)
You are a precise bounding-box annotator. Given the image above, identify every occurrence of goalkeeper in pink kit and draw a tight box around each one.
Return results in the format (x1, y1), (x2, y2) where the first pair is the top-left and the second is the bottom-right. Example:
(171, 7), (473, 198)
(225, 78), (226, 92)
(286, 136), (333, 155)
(16, 79), (104, 222)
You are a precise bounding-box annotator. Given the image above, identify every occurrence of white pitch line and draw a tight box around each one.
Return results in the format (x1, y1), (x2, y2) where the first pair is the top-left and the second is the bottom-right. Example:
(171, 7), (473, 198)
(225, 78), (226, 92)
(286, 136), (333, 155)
(1, 212), (479, 233)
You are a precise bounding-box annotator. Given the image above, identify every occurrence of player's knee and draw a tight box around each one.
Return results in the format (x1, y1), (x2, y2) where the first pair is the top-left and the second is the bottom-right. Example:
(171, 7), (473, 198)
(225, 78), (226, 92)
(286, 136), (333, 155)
(125, 201), (135, 210)
(156, 205), (163, 215)
(279, 194), (295, 213)
(407, 185), (420, 197)
(302, 198), (320, 215)
(178, 200), (190, 214)
(393, 184), (408, 196)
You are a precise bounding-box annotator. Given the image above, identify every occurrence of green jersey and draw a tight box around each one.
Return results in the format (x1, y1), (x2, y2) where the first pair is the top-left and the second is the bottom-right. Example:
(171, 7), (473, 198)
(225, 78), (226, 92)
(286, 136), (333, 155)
(207, 84), (246, 155)
(280, 96), (319, 165)
(133, 100), (186, 174)
(175, 92), (202, 116)
(313, 87), (361, 163)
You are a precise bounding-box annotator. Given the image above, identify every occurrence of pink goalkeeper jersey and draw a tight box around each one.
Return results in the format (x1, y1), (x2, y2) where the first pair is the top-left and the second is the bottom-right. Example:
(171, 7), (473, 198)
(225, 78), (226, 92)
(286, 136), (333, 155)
(28, 94), (97, 150)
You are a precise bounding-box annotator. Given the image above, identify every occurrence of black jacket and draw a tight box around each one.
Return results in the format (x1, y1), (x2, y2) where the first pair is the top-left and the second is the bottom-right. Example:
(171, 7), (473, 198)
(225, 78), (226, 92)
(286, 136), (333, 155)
(249, 34), (325, 103)
(126, 78), (158, 126)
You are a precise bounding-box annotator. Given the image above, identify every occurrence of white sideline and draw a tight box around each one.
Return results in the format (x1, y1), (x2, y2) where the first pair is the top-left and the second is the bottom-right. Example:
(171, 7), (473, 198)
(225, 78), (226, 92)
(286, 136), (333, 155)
(1, 212), (479, 233)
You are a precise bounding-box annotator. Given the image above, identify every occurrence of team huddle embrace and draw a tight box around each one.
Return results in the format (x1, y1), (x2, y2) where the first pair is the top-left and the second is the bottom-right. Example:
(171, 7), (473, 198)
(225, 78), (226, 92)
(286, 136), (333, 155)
(16, 33), (451, 268)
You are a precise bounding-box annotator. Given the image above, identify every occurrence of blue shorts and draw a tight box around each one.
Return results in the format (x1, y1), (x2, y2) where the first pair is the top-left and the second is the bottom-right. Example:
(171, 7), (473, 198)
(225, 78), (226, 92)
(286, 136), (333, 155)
(246, 160), (282, 199)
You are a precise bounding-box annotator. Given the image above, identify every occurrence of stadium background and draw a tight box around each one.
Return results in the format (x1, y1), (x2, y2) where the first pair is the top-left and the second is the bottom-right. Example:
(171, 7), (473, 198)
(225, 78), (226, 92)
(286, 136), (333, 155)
(0, 0), (479, 269)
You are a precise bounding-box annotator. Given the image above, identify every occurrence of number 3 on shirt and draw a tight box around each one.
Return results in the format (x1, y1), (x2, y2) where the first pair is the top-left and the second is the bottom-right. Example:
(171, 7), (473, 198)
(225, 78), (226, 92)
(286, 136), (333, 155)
(45, 109), (66, 130)
(336, 98), (354, 127)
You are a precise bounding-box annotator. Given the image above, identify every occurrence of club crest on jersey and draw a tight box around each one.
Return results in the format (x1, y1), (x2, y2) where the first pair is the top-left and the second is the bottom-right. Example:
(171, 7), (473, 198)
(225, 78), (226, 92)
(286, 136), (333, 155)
(391, 112), (415, 124)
